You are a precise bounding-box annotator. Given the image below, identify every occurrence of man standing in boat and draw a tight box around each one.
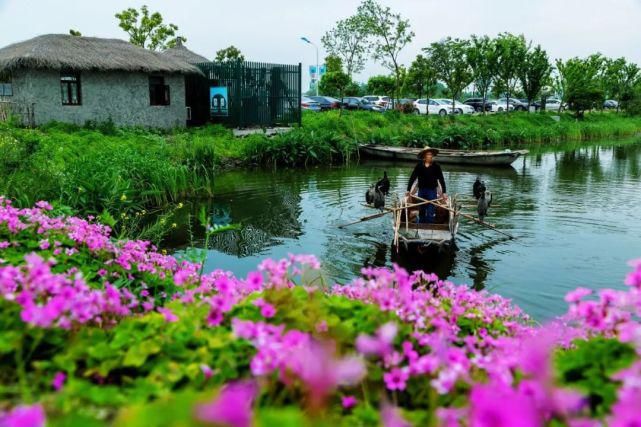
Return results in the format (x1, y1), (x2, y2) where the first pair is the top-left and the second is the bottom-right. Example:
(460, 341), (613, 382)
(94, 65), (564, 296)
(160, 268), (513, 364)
(406, 146), (447, 224)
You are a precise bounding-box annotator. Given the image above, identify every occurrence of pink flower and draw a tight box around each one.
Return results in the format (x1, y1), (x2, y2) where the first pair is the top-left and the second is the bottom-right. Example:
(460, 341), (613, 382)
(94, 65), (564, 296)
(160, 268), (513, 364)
(356, 322), (397, 357)
(157, 307), (178, 323)
(564, 287), (593, 303)
(200, 364), (213, 379)
(293, 340), (365, 408)
(245, 271), (263, 291)
(195, 380), (258, 427)
(0, 404), (46, 427)
(315, 320), (328, 333)
(35, 201), (53, 211)
(52, 371), (66, 391)
(341, 395), (358, 409)
(380, 402), (410, 427)
(607, 388), (641, 427)
(384, 367), (409, 391)
(436, 407), (463, 427)
(470, 381), (541, 427)
(260, 304), (276, 318)
(207, 308), (224, 326)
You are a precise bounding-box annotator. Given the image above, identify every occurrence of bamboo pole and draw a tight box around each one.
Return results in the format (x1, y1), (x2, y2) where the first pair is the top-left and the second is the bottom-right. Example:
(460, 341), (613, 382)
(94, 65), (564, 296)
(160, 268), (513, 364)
(412, 195), (515, 239)
(341, 197), (445, 229)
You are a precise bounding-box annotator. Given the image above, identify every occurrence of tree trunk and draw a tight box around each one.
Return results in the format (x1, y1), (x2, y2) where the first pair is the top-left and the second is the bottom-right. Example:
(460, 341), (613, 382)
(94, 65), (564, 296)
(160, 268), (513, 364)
(482, 92), (487, 115)
(506, 90), (510, 114)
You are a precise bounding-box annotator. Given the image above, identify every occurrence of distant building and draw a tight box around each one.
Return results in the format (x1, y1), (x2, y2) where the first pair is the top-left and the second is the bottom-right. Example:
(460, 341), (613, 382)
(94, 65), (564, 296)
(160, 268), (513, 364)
(0, 34), (203, 128)
(0, 34), (301, 129)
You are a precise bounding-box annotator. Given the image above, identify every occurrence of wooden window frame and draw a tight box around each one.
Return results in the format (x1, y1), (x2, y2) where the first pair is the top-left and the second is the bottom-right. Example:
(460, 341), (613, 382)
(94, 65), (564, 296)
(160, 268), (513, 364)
(60, 71), (82, 105)
(149, 75), (170, 106)
(0, 71), (12, 97)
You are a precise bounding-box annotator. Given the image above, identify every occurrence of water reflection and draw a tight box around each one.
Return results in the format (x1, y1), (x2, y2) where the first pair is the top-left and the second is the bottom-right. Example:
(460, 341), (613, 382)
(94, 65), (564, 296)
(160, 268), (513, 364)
(172, 138), (641, 320)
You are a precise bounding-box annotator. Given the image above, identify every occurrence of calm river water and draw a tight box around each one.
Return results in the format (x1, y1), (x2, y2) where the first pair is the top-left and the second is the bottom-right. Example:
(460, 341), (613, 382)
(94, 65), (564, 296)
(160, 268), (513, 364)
(179, 138), (641, 321)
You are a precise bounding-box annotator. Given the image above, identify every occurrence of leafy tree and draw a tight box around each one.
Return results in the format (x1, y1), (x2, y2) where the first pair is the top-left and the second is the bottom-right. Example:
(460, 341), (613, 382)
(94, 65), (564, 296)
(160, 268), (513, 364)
(325, 55), (344, 74)
(321, 15), (371, 78)
(403, 55), (437, 111)
(115, 5), (183, 51)
(366, 75), (396, 98)
(519, 44), (552, 108)
(556, 54), (606, 118)
(603, 57), (640, 112)
(423, 37), (473, 112)
(357, 0), (414, 104)
(69, 29), (82, 37)
(345, 81), (365, 96)
(319, 71), (351, 99)
(467, 35), (497, 113)
(494, 33), (528, 111)
(215, 45), (245, 63)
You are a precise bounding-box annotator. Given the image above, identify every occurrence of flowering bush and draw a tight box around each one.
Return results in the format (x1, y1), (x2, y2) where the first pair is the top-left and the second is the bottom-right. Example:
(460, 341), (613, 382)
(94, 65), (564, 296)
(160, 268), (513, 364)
(1, 198), (641, 426)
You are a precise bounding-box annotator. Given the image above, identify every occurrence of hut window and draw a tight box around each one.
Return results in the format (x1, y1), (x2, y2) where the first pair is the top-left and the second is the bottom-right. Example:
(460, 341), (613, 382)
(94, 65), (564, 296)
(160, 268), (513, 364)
(149, 76), (170, 106)
(0, 72), (11, 97)
(60, 72), (81, 105)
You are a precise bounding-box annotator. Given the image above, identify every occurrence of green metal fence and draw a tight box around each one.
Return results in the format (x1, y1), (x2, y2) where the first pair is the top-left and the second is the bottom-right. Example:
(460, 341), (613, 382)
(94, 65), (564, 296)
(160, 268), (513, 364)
(189, 61), (302, 128)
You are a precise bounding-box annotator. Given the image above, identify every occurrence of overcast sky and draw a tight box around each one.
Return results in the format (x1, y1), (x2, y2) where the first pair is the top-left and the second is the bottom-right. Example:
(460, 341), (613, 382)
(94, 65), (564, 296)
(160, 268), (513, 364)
(1, 0), (641, 89)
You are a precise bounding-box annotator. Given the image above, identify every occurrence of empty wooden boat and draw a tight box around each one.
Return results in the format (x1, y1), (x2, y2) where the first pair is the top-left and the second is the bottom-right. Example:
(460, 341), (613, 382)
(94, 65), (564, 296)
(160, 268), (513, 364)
(360, 144), (528, 166)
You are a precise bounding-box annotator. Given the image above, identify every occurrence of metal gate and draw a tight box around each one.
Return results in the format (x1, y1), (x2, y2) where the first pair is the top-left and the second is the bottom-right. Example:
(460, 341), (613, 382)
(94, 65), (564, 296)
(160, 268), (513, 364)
(189, 61), (302, 128)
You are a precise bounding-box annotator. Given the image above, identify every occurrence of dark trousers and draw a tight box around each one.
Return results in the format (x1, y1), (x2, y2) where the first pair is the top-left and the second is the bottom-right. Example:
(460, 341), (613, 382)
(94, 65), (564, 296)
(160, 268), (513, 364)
(417, 187), (438, 224)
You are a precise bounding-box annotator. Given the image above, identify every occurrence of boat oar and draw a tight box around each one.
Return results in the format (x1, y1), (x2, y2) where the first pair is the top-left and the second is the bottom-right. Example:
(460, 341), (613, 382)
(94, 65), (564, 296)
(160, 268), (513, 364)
(412, 195), (515, 240)
(342, 198), (444, 229)
(338, 210), (392, 228)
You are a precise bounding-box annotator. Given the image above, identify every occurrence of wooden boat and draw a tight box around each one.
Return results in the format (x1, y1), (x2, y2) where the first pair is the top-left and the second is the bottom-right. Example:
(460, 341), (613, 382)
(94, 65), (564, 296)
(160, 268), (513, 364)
(392, 193), (461, 252)
(360, 144), (528, 166)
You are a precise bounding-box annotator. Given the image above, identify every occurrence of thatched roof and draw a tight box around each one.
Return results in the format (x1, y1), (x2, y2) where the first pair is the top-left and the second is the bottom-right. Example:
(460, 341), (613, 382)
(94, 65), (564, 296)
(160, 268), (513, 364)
(162, 38), (209, 64)
(0, 34), (203, 75)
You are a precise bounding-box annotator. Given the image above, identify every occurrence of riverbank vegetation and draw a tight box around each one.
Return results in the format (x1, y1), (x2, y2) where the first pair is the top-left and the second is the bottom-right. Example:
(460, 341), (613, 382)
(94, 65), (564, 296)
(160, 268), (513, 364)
(0, 120), (217, 240)
(247, 111), (641, 166)
(1, 199), (640, 426)
(2, 111), (641, 209)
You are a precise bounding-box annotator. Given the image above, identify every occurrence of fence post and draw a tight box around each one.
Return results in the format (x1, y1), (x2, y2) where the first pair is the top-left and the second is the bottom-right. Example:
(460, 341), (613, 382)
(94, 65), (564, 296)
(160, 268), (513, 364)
(298, 63), (302, 127)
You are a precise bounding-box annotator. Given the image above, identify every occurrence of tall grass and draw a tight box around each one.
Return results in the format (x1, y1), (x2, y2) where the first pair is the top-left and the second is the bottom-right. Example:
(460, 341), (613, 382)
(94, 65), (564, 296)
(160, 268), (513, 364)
(246, 110), (641, 166)
(1, 111), (640, 220)
(0, 121), (219, 240)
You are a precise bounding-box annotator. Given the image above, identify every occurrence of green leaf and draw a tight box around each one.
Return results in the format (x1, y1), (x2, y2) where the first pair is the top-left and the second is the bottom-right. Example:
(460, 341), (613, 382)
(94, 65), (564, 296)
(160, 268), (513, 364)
(123, 341), (161, 367)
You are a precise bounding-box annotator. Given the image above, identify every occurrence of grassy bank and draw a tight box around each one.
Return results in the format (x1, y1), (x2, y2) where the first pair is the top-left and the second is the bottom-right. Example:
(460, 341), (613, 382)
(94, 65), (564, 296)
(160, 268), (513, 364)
(0, 121), (217, 239)
(1, 111), (640, 234)
(245, 110), (641, 166)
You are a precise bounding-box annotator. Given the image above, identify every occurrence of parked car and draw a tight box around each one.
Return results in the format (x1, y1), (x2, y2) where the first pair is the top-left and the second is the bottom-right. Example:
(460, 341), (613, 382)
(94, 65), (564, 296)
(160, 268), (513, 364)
(394, 98), (417, 113)
(463, 98), (493, 112)
(486, 100), (513, 113)
(309, 96), (341, 110)
(341, 97), (385, 112)
(435, 99), (475, 114)
(604, 99), (619, 109)
(396, 98), (416, 106)
(363, 95), (391, 109)
(533, 98), (563, 111)
(413, 98), (451, 116)
(498, 98), (527, 111)
(301, 96), (321, 112)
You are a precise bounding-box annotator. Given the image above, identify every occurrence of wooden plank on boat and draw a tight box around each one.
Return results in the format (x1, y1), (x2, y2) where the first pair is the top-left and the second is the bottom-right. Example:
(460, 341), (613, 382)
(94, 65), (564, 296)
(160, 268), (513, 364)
(359, 144), (528, 167)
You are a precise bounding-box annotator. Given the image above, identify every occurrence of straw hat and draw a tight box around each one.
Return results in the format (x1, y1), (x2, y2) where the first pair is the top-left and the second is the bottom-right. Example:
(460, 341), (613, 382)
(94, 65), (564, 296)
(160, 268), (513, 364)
(417, 146), (439, 158)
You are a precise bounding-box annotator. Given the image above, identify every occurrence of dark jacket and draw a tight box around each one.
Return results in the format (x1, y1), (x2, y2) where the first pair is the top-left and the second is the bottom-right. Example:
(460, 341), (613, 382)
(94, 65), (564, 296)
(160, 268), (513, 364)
(407, 161), (446, 193)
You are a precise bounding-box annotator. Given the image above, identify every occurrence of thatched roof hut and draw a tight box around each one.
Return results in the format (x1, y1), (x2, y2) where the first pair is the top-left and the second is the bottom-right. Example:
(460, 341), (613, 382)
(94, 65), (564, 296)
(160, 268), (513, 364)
(162, 38), (209, 64)
(0, 34), (202, 75)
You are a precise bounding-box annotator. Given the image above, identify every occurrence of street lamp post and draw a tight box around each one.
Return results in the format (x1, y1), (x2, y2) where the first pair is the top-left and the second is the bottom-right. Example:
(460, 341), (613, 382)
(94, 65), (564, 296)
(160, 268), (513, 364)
(300, 37), (319, 96)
